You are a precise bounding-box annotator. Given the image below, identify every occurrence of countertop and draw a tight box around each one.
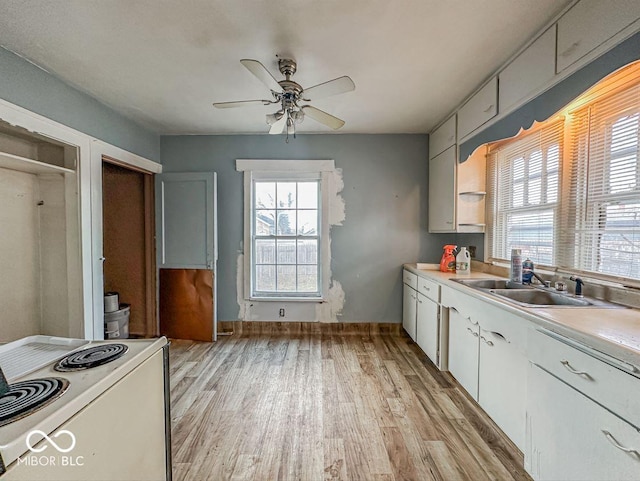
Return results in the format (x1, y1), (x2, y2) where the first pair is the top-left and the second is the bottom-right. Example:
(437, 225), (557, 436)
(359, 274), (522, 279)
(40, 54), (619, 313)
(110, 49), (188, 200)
(403, 263), (640, 374)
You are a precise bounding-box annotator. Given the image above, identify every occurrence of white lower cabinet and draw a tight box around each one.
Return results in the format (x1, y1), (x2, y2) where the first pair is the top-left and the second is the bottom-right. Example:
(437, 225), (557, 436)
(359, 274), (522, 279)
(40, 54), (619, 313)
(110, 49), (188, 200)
(416, 292), (439, 365)
(448, 306), (479, 399)
(478, 326), (527, 450)
(402, 282), (417, 341)
(527, 363), (640, 480)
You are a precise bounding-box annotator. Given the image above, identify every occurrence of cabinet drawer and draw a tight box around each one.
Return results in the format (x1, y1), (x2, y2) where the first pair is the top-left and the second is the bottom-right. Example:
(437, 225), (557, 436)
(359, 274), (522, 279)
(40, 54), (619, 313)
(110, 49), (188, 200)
(402, 270), (418, 289)
(429, 115), (456, 159)
(417, 277), (439, 302)
(457, 77), (497, 140)
(529, 328), (640, 428)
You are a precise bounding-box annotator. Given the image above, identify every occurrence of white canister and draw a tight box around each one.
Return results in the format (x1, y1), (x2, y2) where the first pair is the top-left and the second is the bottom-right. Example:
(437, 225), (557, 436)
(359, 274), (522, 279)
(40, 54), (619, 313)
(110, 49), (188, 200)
(510, 249), (523, 283)
(104, 292), (119, 313)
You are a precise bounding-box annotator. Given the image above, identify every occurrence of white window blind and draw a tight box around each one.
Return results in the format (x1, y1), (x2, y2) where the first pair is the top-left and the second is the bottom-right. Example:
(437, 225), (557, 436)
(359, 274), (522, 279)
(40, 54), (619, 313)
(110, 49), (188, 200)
(487, 121), (563, 265)
(564, 80), (640, 279)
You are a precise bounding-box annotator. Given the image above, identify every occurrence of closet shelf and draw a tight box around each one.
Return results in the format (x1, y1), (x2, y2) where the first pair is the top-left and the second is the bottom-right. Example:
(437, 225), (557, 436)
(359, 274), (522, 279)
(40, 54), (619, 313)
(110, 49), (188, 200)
(0, 151), (74, 175)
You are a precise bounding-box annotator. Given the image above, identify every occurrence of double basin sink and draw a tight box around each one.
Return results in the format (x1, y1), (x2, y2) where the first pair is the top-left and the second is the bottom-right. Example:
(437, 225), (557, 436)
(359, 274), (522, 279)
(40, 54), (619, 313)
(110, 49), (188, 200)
(452, 278), (624, 308)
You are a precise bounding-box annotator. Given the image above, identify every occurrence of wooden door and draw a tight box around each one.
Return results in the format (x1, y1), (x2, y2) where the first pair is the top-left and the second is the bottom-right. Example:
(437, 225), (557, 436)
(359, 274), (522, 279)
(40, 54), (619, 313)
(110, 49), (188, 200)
(102, 160), (156, 338)
(156, 172), (217, 341)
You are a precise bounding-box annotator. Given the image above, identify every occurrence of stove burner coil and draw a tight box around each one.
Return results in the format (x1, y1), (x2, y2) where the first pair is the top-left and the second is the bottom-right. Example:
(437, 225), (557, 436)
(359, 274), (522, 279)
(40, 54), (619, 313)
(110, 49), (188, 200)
(55, 344), (129, 372)
(0, 378), (69, 427)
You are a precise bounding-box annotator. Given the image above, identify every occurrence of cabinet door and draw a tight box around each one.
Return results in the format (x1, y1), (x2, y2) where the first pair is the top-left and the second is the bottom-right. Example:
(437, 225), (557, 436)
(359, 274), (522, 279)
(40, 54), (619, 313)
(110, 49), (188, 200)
(429, 115), (456, 159)
(457, 77), (498, 140)
(557, 0), (640, 73)
(448, 307), (479, 399)
(499, 26), (556, 113)
(527, 364), (640, 480)
(402, 284), (417, 341)
(478, 327), (527, 450)
(416, 293), (439, 365)
(428, 146), (456, 233)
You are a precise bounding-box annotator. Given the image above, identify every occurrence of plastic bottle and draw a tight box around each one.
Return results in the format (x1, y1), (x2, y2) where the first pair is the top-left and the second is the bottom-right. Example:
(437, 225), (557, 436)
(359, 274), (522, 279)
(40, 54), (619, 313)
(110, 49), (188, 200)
(456, 247), (471, 275)
(510, 249), (523, 283)
(440, 245), (457, 273)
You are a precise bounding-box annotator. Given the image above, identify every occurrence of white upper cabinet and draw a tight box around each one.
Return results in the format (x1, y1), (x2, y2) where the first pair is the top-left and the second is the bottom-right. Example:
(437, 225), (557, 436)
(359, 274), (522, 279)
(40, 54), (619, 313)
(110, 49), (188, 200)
(429, 115), (456, 160)
(457, 77), (498, 140)
(428, 145), (456, 232)
(557, 0), (640, 73)
(499, 26), (557, 114)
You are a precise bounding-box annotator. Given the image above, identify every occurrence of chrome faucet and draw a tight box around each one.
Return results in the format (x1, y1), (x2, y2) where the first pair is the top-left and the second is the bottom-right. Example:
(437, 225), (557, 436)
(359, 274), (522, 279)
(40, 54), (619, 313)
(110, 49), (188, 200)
(569, 275), (584, 297)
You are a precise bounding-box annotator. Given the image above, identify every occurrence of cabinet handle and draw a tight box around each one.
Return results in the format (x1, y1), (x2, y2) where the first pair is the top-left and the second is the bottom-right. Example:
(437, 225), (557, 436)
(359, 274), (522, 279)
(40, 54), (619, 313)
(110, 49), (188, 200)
(411, 294), (416, 300)
(446, 221), (453, 224)
(560, 360), (592, 379)
(480, 335), (494, 346)
(483, 104), (494, 113)
(450, 307), (458, 313)
(560, 41), (580, 57)
(467, 327), (479, 337)
(601, 430), (640, 456)
(417, 299), (423, 304)
(421, 285), (430, 291)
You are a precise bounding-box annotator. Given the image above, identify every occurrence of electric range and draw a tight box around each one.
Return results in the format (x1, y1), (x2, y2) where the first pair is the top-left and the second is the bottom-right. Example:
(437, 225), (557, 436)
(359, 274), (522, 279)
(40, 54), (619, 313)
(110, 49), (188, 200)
(0, 336), (170, 479)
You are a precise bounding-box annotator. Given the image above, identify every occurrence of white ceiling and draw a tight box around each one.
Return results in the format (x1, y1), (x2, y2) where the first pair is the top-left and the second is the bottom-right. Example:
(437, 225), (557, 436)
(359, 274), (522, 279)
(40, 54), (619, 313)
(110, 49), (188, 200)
(0, 0), (572, 135)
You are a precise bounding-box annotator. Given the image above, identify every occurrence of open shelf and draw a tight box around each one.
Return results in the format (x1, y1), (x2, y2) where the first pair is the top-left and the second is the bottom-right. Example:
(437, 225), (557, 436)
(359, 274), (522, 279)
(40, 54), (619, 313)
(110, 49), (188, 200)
(0, 151), (74, 175)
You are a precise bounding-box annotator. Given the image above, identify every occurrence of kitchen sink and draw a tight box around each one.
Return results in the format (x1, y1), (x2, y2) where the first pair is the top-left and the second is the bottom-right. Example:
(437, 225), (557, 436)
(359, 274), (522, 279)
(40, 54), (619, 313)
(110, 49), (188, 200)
(451, 277), (625, 308)
(451, 278), (533, 290)
(488, 288), (625, 308)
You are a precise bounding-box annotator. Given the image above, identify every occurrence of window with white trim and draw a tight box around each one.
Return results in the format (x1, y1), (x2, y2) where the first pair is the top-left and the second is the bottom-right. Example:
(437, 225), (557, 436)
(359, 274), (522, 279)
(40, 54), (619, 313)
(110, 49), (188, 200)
(487, 121), (563, 265)
(487, 63), (640, 283)
(236, 159), (332, 300)
(567, 81), (640, 278)
(252, 176), (321, 297)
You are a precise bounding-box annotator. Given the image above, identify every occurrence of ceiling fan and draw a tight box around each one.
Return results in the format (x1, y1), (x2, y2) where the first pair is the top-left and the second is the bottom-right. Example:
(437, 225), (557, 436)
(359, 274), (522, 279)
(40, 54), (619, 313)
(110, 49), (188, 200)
(213, 58), (355, 138)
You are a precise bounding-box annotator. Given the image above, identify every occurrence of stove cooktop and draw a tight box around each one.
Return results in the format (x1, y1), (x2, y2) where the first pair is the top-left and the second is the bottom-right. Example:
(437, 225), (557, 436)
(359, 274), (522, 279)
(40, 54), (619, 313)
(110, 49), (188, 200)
(54, 344), (129, 372)
(0, 378), (69, 427)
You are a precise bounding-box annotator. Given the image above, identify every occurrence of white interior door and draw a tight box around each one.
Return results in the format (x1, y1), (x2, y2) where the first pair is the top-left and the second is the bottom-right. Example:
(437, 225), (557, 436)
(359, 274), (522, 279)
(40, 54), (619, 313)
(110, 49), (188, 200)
(156, 172), (216, 269)
(156, 172), (217, 340)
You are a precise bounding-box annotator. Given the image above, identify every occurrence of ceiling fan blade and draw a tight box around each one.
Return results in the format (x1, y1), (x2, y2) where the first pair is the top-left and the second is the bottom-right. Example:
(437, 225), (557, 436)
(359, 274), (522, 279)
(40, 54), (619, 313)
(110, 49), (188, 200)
(213, 99), (273, 109)
(302, 76), (355, 101)
(269, 115), (287, 134)
(302, 106), (345, 130)
(240, 59), (282, 93)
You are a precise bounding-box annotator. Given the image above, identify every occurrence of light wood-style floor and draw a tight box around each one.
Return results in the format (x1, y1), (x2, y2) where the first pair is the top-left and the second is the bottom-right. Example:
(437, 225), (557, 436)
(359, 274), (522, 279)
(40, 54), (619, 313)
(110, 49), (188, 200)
(169, 331), (531, 481)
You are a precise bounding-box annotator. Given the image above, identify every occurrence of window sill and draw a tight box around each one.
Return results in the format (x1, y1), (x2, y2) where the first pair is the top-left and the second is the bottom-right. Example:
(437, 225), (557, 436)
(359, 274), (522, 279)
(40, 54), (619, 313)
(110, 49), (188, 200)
(248, 296), (324, 303)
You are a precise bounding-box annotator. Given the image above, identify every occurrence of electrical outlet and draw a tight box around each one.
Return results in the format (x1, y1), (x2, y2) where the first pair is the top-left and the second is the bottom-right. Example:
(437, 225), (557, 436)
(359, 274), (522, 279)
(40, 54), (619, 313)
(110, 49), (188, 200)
(279, 308), (285, 318)
(469, 245), (477, 258)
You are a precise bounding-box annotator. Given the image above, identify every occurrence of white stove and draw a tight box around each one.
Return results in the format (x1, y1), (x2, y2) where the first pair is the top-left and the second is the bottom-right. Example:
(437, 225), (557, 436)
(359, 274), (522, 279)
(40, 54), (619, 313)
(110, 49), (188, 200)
(0, 336), (171, 480)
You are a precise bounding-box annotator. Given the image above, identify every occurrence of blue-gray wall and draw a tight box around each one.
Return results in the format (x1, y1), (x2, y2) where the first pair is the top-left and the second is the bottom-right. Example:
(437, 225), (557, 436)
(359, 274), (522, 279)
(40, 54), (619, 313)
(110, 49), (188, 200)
(161, 134), (474, 322)
(0, 47), (160, 161)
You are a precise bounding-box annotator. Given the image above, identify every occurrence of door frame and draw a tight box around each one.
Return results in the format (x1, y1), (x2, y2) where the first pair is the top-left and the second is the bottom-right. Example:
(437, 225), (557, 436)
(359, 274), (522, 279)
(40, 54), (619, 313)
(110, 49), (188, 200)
(90, 142), (161, 339)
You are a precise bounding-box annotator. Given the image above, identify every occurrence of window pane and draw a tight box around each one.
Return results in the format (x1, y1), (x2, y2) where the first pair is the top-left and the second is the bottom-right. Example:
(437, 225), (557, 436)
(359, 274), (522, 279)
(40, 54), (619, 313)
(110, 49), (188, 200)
(298, 182), (318, 208)
(297, 239), (318, 264)
(513, 157), (525, 181)
(277, 182), (296, 208)
(277, 210), (297, 235)
(255, 182), (275, 209)
(512, 182), (524, 208)
(507, 210), (554, 265)
(297, 265), (318, 292)
(277, 239), (296, 264)
(255, 265), (275, 291)
(547, 172), (558, 203)
(529, 151), (542, 176)
(529, 177), (542, 205)
(297, 210), (318, 235)
(255, 239), (275, 264)
(255, 210), (275, 235)
(277, 265), (296, 291)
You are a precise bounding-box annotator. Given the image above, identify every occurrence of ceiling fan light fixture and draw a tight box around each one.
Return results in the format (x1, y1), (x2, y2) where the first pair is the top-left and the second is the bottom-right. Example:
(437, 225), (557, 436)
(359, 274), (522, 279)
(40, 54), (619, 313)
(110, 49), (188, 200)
(286, 116), (295, 135)
(265, 111), (284, 125)
(291, 109), (305, 124)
